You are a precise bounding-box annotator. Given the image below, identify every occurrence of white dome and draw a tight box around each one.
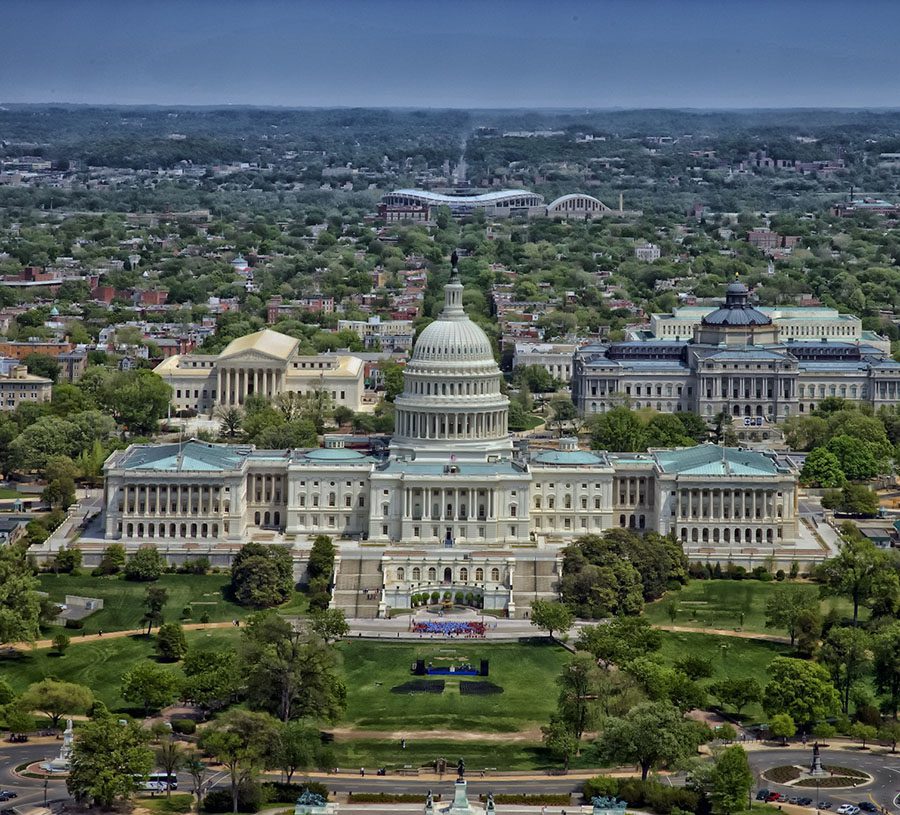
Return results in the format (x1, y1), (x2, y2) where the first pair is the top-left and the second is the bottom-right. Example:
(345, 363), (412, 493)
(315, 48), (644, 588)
(412, 317), (494, 364)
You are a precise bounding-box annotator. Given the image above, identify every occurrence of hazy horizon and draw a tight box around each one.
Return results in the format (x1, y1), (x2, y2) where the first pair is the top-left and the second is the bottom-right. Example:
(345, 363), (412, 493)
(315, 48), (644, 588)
(3, 0), (900, 109)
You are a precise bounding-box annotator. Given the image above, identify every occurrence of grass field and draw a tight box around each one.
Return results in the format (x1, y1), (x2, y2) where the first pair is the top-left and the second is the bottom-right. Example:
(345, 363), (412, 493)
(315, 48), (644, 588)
(644, 579), (859, 634)
(337, 639), (568, 733)
(1, 628), (240, 710)
(38, 573), (254, 634)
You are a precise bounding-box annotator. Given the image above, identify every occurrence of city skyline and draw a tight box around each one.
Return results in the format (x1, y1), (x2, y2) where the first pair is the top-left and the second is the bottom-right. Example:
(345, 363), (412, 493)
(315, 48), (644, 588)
(4, 0), (900, 109)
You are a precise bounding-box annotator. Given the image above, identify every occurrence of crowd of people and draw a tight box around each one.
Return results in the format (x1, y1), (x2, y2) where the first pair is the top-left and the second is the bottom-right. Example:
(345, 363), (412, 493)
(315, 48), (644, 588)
(412, 620), (486, 637)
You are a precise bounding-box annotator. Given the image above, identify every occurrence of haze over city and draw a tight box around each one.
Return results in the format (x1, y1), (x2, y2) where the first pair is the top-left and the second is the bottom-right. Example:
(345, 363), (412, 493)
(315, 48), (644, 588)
(3, 0), (900, 108)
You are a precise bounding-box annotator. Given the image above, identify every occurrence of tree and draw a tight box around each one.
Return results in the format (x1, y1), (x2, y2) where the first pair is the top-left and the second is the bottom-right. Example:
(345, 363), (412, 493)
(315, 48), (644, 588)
(530, 599), (574, 641)
(709, 745), (754, 815)
(156, 622), (188, 661)
(231, 542), (293, 608)
(769, 713), (796, 745)
(764, 584), (818, 646)
(125, 545), (166, 582)
(644, 413), (697, 449)
(515, 365), (555, 394)
(872, 622), (900, 718)
(103, 369), (172, 435)
(800, 448), (845, 488)
(97, 542), (126, 575)
(157, 736), (183, 798)
(307, 534), (335, 580)
(596, 702), (705, 781)
(709, 677), (762, 717)
(878, 721), (900, 752)
(68, 710), (153, 808)
(3, 702), (34, 735)
(826, 435), (879, 481)
(673, 654), (714, 681)
(24, 353), (61, 383)
(53, 632), (71, 655)
(794, 606), (823, 658)
(121, 662), (179, 715)
(181, 650), (241, 713)
(547, 396), (579, 436)
(184, 750), (209, 813)
(818, 535), (881, 623)
(763, 657), (840, 731)
(589, 407), (646, 452)
(542, 715), (580, 769)
(819, 627), (871, 714)
(308, 608), (349, 643)
(53, 546), (82, 574)
(240, 611), (346, 723)
(271, 720), (330, 783)
(42, 455), (78, 509)
(200, 709), (279, 814)
(20, 679), (93, 729)
(142, 585), (168, 634)
(216, 406), (244, 439)
(0, 544), (41, 645)
(576, 616), (662, 669)
(556, 652), (604, 740)
(848, 722), (877, 749)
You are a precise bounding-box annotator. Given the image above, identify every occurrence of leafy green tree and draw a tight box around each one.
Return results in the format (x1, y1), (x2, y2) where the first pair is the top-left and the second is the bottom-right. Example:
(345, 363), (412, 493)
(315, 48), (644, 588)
(817, 533), (881, 623)
(3, 702), (34, 735)
(873, 621), (900, 718)
(794, 606), (823, 658)
(42, 455), (78, 509)
(20, 679), (93, 728)
(673, 654), (714, 681)
(763, 657), (839, 730)
(271, 720), (332, 783)
(768, 713), (796, 745)
(515, 365), (556, 393)
(156, 736), (183, 799)
(826, 435), (879, 480)
(308, 608), (349, 643)
(125, 545), (166, 582)
(156, 622), (188, 661)
(848, 722), (877, 748)
(240, 611), (346, 723)
(53, 633), (71, 654)
(0, 543), (41, 645)
(379, 360), (405, 401)
(800, 448), (845, 488)
(765, 585), (818, 646)
(878, 721), (900, 752)
(199, 709), (279, 814)
(121, 662), (179, 715)
(67, 710), (153, 808)
(529, 599), (574, 640)
(596, 701), (705, 781)
(819, 626), (870, 714)
(589, 407), (646, 452)
(709, 745), (754, 815)
(542, 715), (580, 769)
(180, 650), (241, 713)
(576, 616), (662, 669)
(556, 652), (604, 740)
(53, 546), (82, 574)
(709, 677), (762, 716)
(547, 395), (579, 436)
(97, 542), (126, 575)
(0, 678), (14, 706)
(868, 568), (900, 619)
(103, 369), (172, 435)
(141, 585), (168, 634)
(644, 413), (697, 449)
(231, 542), (293, 608)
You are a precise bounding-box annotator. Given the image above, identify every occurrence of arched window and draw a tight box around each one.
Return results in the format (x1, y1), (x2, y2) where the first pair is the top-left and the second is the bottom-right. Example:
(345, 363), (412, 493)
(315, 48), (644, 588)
(397, 567), (405, 581)
(412, 567), (421, 581)
(460, 567), (468, 582)
(190, 523), (197, 537)
(534, 496), (541, 509)
(564, 495), (572, 509)
(273, 511), (280, 527)
(490, 567), (500, 582)
(328, 492), (336, 507)
(475, 567), (484, 581)
(428, 567), (436, 581)
(254, 511), (261, 525)
(264, 511), (270, 525)
(443, 567), (452, 583)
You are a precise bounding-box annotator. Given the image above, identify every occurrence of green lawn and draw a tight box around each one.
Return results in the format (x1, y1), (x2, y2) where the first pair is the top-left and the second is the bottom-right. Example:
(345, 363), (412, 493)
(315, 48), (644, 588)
(38, 573), (254, 634)
(0, 487), (23, 499)
(338, 639), (568, 733)
(329, 738), (552, 772)
(644, 579), (859, 634)
(1, 629), (240, 710)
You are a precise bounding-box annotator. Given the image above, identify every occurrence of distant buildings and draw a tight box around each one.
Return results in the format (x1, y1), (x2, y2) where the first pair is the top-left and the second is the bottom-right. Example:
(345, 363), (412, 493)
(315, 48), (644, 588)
(513, 342), (577, 383)
(0, 358), (52, 410)
(337, 316), (414, 351)
(154, 328), (367, 415)
(634, 242), (661, 262)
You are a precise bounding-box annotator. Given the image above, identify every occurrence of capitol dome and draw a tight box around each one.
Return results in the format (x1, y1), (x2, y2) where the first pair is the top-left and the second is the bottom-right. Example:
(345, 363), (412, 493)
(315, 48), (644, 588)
(391, 261), (511, 463)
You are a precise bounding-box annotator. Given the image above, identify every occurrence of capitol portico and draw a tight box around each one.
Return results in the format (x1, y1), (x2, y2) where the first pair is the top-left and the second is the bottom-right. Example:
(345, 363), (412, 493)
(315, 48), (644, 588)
(87, 259), (807, 618)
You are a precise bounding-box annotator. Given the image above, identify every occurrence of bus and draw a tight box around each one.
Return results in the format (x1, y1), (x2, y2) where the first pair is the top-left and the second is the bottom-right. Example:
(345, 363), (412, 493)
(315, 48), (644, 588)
(137, 773), (178, 792)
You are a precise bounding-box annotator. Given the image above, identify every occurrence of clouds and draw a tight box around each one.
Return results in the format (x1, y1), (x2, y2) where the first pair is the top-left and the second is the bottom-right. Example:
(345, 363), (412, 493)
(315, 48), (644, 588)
(2, 0), (899, 108)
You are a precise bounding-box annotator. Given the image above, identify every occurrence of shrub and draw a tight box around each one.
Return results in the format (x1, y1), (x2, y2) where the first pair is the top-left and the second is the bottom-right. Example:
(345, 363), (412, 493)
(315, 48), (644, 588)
(776, 569), (786, 581)
(350, 793), (426, 803)
(64, 618), (84, 630)
(203, 782), (265, 813)
(442, 591), (451, 601)
(465, 592), (475, 606)
(179, 557), (210, 575)
(170, 718), (196, 735)
(181, 606), (192, 618)
(430, 591), (440, 603)
(124, 545), (165, 581)
(200, 612), (210, 624)
(583, 777), (619, 799)
(262, 782), (328, 803)
(454, 592), (464, 604)
(52, 633), (70, 654)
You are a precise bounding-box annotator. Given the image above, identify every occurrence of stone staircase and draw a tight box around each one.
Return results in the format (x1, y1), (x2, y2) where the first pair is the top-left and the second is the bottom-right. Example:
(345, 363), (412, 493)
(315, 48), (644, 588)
(331, 555), (383, 618)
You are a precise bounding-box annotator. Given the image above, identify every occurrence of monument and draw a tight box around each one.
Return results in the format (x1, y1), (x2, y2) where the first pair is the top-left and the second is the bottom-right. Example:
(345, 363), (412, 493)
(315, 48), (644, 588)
(40, 718), (74, 774)
(591, 797), (628, 815)
(809, 742), (827, 777)
(429, 757), (487, 815)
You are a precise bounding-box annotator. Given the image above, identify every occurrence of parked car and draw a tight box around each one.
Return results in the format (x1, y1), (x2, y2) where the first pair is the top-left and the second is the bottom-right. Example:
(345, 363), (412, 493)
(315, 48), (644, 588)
(857, 803), (878, 813)
(796, 798), (813, 806)
(817, 802), (832, 810)
(837, 805), (859, 815)
(756, 789), (771, 801)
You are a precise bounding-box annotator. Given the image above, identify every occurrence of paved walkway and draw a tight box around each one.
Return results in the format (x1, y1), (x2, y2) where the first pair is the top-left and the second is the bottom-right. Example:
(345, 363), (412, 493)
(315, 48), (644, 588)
(6, 620), (235, 652)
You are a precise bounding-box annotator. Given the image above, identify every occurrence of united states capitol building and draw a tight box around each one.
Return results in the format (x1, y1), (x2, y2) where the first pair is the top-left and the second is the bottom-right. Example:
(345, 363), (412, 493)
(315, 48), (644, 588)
(92, 264), (805, 618)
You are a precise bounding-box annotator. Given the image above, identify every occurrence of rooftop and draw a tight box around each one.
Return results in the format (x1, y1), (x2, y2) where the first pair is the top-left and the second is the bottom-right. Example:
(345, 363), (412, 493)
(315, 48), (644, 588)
(653, 444), (782, 477)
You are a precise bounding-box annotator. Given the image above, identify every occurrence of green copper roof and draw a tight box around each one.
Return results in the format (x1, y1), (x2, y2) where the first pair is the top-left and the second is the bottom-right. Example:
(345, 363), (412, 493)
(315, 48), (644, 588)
(653, 444), (780, 477)
(531, 450), (608, 466)
(122, 440), (250, 472)
(300, 447), (369, 462)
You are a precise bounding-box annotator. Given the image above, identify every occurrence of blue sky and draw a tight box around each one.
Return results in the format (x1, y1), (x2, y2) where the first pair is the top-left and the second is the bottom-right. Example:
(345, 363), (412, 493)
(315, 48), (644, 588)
(3, 0), (900, 108)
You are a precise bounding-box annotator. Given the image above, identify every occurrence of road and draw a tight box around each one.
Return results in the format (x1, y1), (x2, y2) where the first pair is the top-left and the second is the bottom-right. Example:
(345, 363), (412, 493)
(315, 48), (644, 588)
(1, 742), (897, 811)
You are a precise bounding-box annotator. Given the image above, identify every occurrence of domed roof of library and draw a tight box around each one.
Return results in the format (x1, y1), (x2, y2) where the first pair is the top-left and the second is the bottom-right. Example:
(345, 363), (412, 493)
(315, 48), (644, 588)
(701, 280), (772, 327)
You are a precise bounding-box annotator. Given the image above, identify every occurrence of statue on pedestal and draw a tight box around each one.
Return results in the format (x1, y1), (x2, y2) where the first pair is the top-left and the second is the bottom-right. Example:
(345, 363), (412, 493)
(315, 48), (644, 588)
(456, 757), (465, 780)
(486, 793), (495, 814)
(809, 741), (827, 777)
